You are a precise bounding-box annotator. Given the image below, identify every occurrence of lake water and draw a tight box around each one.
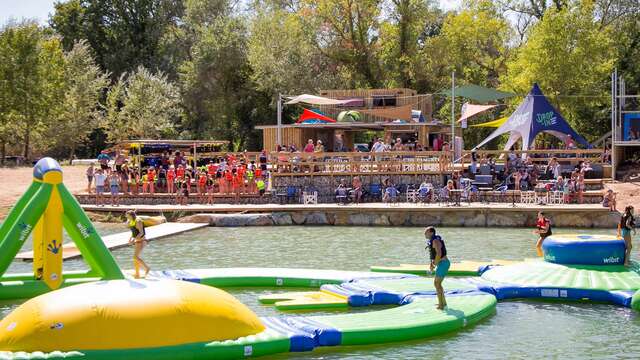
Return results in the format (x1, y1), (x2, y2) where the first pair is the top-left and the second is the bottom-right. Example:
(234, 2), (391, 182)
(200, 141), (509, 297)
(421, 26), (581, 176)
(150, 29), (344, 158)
(2, 225), (640, 359)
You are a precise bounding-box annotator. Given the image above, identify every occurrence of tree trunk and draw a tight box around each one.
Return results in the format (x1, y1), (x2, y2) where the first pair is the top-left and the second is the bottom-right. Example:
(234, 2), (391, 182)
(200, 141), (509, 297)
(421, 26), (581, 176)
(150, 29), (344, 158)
(69, 144), (76, 165)
(0, 140), (5, 166)
(23, 126), (30, 163)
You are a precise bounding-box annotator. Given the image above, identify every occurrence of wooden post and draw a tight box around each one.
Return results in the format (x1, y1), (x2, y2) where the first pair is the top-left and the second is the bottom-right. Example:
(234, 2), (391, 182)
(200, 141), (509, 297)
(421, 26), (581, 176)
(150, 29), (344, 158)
(138, 143), (141, 180)
(193, 143), (197, 169)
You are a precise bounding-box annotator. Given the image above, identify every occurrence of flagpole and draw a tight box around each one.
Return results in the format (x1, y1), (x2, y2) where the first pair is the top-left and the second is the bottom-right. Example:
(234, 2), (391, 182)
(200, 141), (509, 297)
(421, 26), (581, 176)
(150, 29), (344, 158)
(451, 71), (455, 160)
(276, 93), (282, 150)
(611, 70), (616, 179)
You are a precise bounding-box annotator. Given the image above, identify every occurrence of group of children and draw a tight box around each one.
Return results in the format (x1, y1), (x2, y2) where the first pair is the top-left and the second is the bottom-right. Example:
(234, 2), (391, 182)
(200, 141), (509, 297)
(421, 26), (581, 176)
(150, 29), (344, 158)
(172, 160), (267, 205)
(87, 155), (268, 205)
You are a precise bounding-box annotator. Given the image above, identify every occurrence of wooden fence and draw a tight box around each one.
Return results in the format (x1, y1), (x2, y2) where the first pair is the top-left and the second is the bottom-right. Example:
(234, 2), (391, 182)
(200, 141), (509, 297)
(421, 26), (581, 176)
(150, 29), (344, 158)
(268, 149), (607, 177)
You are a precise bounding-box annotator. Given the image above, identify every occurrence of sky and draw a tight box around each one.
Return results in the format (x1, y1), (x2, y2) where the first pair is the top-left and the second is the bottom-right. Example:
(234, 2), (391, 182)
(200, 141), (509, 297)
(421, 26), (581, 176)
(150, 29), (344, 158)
(0, 0), (56, 25)
(1, 0), (463, 26)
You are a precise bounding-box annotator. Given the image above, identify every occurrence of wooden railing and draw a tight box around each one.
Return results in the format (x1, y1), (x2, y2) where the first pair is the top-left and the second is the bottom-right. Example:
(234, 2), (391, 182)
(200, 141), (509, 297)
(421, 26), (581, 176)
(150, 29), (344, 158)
(458, 149), (606, 168)
(269, 151), (450, 175)
(267, 149), (608, 176)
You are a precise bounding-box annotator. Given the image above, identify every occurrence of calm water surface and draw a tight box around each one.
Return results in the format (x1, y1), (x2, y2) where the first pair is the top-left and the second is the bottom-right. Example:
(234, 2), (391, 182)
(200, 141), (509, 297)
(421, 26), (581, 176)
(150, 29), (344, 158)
(2, 225), (640, 359)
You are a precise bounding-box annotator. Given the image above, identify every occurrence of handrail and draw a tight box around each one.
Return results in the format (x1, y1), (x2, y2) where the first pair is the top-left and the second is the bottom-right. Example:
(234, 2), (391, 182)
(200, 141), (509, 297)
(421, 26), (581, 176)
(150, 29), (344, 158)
(267, 148), (607, 176)
(462, 149), (603, 155)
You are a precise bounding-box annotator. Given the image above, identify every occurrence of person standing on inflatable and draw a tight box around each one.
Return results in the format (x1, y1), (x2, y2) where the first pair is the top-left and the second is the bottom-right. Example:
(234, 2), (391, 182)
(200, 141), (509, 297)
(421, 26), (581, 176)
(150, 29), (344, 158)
(425, 226), (449, 310)
(534, 211), (552, 257)
(618, 206), (635, 266)
(126, 210), (150, 278)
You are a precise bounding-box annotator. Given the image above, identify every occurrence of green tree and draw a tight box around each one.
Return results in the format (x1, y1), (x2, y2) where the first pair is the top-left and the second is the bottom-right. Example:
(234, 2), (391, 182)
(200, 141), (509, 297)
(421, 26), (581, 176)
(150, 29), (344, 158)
(299, 0), (383, 88)
(378, 0), (442, 88)
(55, 40), (109, 162)
(501, 4), (617, 139)
(179, 16), (249, 138)
(247, 3), (338, 95)
(50, 0), (86, 51)
(104, 66), (180, 142)
(50, 0), (184, 79)
(419, 4), (511, 91)
(0, 22), (65, 161)
(178, 0), (273, 149)
(0, 26), (17, 164)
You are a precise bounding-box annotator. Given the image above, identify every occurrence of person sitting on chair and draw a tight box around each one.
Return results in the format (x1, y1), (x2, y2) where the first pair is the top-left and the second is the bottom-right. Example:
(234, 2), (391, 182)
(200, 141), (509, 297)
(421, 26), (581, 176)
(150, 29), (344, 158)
(418, 181), (432, 203)
(383, 183), (399, 203)
(351, 176), (363, 204)
(335, 180), (349, 204)
(603, 189), (617, 211)
(440, 180), (454, 203)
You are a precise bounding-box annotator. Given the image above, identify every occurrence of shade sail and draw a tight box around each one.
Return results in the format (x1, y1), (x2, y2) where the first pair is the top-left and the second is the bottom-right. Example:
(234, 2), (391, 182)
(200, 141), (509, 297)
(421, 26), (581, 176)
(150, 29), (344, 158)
(285, 94), (353, 105)
(458, 104), (497, 122)
(359, 104), (414, 121)
(470, 117), (508, 128)
(296, 109), (336, 124)
(473, 83), (590, 151)
(439, 84), (515, 103)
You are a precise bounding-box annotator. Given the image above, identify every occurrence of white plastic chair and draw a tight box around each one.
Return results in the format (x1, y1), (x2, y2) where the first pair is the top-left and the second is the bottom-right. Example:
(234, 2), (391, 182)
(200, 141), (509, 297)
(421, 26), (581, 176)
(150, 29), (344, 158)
(548, 191), (564, 204)
(303, 191), (318, 205)
(520, 191), (536, 204)
(406, 189), (418, 203)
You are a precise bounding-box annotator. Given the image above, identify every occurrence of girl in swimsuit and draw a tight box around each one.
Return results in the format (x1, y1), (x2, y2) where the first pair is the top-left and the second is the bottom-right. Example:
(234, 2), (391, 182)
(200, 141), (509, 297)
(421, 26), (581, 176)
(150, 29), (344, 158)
(534, 211), (552, 257)
(206, 175), (215, 205)
(618, 206), (635, 266)
(126, 210), (150, 278)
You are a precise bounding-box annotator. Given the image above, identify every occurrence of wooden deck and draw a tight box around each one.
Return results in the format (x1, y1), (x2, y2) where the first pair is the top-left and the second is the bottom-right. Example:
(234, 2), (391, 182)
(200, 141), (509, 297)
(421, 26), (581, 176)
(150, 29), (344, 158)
(16, 222), (208, 261)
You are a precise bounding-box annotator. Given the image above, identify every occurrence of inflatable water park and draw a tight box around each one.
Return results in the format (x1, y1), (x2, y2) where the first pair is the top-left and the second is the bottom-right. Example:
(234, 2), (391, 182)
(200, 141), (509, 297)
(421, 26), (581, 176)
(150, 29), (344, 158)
(1, 158), (640, 359)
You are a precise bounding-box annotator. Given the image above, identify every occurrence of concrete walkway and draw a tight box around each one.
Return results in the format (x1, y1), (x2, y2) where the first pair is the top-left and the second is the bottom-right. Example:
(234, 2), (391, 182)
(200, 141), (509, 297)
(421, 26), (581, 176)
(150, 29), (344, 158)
(16, 222), (208, 261)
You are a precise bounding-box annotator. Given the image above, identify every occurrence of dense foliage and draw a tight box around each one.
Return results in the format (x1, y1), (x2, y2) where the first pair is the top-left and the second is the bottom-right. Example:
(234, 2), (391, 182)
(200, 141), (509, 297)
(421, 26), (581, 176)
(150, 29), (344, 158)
(0, 0), (638, 162)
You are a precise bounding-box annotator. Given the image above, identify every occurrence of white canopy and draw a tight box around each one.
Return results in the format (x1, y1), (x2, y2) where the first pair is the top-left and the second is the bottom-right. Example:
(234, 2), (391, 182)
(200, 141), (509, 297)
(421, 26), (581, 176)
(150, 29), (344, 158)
(284, 94), (353, 105)
(457, 104), (497, 122)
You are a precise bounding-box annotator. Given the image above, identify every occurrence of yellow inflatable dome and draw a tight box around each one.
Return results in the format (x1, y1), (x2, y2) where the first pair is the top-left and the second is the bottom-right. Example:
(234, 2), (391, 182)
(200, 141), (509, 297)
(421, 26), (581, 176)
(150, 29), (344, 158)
(0, 279), (265, 352)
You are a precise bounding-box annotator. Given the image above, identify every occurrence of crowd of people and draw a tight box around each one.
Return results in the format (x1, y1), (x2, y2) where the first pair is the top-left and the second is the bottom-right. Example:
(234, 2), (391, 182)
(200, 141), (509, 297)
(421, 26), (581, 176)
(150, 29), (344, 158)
(274, 137), (452, 174)
(275, 135), (445, 154)
(87, 140), (607, 207)
(468, 150), (596, 204)
(87, 150), (269, 206)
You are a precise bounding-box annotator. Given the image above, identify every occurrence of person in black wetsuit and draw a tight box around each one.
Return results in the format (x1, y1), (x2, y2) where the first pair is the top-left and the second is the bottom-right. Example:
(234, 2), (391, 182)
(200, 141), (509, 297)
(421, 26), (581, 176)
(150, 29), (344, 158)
(618, 206), (636, 266)
(126, 210), (150, 278)
(425, 226), (450, 310)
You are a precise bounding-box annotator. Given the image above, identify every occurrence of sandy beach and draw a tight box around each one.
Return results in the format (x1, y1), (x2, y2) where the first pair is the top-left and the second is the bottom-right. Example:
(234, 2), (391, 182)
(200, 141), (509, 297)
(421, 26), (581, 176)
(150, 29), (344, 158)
(0, 165), (87, 218)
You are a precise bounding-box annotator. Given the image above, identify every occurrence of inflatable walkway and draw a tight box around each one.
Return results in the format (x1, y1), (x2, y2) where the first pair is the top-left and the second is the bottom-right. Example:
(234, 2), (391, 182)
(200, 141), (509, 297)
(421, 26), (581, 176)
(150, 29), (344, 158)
(0, 270), (496, 359)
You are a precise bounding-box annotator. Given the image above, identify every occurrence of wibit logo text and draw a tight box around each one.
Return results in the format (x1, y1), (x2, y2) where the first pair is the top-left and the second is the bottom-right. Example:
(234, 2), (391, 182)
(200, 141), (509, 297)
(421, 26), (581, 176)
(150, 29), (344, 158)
(535, 111), (557, 127)
(18, 222), (32, 242)
(76, 223), (91, 239)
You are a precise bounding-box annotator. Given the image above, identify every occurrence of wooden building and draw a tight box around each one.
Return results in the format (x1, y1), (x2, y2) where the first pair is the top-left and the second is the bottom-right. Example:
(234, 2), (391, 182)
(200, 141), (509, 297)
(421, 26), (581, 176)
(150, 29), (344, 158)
(257, 122), (460, 152)
(258, 88), (459, 151)
(317, 88), (432, 123)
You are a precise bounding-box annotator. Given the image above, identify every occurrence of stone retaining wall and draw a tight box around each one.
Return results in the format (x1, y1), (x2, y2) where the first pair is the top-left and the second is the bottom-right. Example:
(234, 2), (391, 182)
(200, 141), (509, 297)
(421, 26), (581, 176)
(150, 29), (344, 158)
(179, 209), (619, 228)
